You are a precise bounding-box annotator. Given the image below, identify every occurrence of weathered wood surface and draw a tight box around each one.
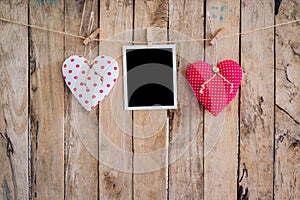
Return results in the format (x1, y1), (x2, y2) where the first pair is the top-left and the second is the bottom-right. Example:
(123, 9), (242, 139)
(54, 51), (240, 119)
(64, 1), (99, 199)
(240, 0), (275, 199)
(133, 0), (168, 199)
(29, 0), (65, 199)
(168, 0), (204, 199)
(204, 1), (240, 199)
(99, 0), (133, 199)
(0, 0), (299, 200)
(275, 0), (300, 199)
(0, 1), (28, 199)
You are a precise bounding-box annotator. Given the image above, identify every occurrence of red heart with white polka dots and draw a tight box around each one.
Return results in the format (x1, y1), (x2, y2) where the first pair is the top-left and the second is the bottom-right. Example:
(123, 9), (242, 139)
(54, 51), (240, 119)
(186, 60), (242, 116)
(62, 55), (119, 111)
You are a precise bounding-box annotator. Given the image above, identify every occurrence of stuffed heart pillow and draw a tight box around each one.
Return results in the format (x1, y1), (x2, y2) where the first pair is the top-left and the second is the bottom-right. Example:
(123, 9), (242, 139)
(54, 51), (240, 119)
(186, 60), (242, 116)
(62, 55), (119, 111)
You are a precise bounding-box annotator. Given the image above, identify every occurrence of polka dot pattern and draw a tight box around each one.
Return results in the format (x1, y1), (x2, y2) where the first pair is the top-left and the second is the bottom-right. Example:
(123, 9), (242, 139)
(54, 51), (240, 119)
(186, 60), (242, 116)
(62, 55), (119, 111)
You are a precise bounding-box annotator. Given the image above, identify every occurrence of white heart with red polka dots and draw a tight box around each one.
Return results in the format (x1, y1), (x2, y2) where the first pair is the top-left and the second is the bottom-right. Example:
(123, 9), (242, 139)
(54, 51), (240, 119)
(62, 55), (119, 111)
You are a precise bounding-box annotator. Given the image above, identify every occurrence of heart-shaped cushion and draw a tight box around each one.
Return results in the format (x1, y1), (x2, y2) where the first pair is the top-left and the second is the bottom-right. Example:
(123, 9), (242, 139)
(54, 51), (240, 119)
(186, 60), (242, 116)
(62, 55), (119, 111)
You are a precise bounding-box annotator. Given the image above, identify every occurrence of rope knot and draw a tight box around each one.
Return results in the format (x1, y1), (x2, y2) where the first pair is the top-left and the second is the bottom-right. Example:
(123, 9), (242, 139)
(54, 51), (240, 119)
(88, 60), (95, 66)
(212, 67), (220, 73)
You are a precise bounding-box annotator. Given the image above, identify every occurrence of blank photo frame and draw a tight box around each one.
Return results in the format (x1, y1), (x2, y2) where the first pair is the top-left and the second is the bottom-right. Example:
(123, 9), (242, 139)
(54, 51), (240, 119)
(123, 44), (177, 110)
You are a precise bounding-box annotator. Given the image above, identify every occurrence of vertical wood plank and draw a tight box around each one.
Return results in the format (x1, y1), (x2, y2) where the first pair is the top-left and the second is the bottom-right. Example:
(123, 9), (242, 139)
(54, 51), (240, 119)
(275, 0), (300, 199)
(239, 0), (275, 199)
(64, 1), (99, 199)
(133, 0), (168, 199)
(0, 1), (28, 199)
(99, 0), (133, 199)
(168, 0), (204, 199)
(29, 0), (64, 199)
(204, 1), (240, 199)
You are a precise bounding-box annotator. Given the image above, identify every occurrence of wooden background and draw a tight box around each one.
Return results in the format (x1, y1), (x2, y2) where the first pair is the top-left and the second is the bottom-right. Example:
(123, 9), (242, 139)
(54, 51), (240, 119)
(0, 0), (299, 199)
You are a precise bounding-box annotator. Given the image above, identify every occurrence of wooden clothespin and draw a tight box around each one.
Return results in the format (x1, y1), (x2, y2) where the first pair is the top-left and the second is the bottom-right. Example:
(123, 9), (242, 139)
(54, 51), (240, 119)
(83, 28), (101, 45)
(210, 28), (225, 45)
(147, 27), (153, 47)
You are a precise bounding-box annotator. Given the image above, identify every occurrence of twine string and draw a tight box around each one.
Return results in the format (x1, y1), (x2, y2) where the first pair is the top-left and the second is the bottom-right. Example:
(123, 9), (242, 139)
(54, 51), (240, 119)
(1, 15), (298, 93)
(199, 13), (234, 94)
(87, 11), (94, 62)
(82, 2), (105, 85)
(214, 38), (218, 67)
(0, 17), (299, 44)
(207, 12), (217, 67)
(85, 12), (105, 84)
(199, 66), (234, 94)
(200, 74), (217, 94)
(83, 10), (96, 89)
(84, 10), (95, 62)
(218, 73), (234, 93)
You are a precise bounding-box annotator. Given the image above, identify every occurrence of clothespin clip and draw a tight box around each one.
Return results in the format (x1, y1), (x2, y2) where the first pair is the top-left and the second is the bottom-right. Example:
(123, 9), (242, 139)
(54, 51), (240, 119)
(83, 28), (101, 45)
(147, 27), (153, 47)
(210, 28), (225, 45)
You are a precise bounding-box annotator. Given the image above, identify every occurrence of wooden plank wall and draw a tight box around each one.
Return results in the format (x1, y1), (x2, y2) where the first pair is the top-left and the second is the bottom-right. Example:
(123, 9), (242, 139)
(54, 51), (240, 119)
(0, 0), (299, 200)
(29, 1), (65, 199)
(64, 1), (99, 199)
(0, 1), (28, 199)
(204, 1), (240, 199)
(240, 0), (274, 199)
(168, 0), (204, 199)
(274, 0), (300, 199)
(99, 0), (133, 199)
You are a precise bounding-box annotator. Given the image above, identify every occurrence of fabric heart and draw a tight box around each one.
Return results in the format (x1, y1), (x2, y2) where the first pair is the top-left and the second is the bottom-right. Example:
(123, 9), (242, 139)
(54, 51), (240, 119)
(186, 60), (242, 116)
(62, 55), (119, 111)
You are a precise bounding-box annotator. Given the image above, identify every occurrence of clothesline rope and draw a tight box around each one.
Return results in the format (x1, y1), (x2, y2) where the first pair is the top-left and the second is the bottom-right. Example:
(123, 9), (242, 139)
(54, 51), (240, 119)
(0, 17), (299, 44)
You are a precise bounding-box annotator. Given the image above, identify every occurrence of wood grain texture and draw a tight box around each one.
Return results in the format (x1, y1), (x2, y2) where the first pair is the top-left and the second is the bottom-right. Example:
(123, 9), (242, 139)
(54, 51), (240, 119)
(0, 1), (28, 199)
(275, 0), (300, 199)
(1, 1), (300, 199)
(133, 0), (168, 199)
(239, 0), (275, 199)
(168, 0), (204, 199)
(204, 1), (240, 199)
(99, 0), (134, 199)
(275, 108), (300, 200)
(29, 0), (64, 199)
(0, 136), (13, 200)
(64, 1), (99, 199)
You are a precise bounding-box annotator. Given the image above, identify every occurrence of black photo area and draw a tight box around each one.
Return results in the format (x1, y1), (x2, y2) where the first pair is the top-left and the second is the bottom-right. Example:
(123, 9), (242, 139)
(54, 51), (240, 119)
(126, 48), (174, 107)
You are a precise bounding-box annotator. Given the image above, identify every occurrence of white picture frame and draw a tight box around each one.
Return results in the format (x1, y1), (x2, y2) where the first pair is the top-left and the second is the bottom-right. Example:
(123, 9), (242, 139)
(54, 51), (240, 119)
(123, 44), (177, 110)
